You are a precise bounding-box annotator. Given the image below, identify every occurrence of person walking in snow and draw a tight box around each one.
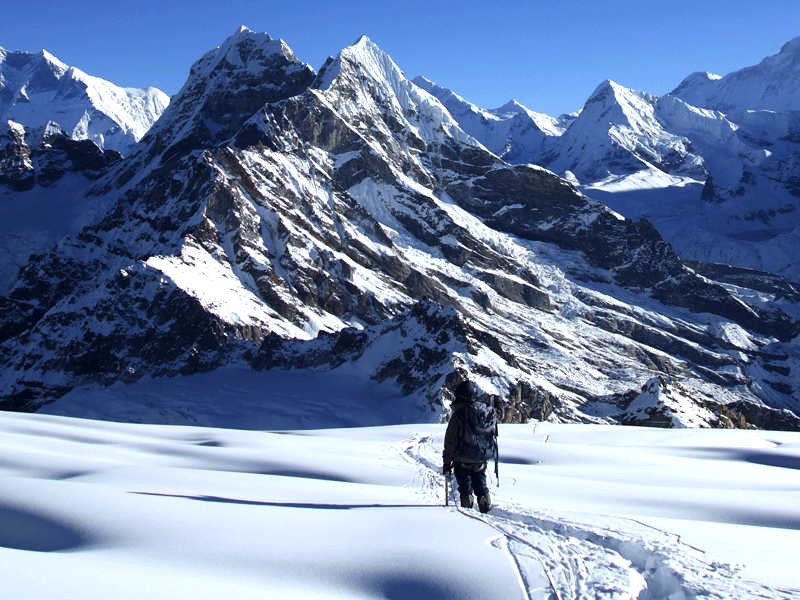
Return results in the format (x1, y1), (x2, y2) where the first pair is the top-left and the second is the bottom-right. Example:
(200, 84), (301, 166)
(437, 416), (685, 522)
(442, 380), (495, 513)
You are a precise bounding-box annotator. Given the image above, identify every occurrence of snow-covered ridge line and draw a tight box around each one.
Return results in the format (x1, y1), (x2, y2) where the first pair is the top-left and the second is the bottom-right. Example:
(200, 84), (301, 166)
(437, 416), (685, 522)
(313, 36), (481, 149)
(670, 35), (800, 113)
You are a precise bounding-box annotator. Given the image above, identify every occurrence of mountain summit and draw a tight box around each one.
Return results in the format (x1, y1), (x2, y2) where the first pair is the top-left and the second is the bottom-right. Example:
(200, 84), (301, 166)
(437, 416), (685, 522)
(0, 48), (169, 294)
(413, 75), (566, 165)
(310, 36), (477, 151)
(426, 38), (800, 281)
(134, 27), (315, 168)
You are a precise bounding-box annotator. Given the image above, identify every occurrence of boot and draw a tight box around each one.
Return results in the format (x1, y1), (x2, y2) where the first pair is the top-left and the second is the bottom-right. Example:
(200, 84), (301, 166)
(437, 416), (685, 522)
(478, 493), (492, 514)
(460, 494), (474, 508)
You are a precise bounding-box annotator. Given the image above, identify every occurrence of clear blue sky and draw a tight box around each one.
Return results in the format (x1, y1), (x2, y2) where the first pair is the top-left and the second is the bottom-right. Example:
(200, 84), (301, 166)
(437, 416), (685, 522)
(2, 0), (798, 117)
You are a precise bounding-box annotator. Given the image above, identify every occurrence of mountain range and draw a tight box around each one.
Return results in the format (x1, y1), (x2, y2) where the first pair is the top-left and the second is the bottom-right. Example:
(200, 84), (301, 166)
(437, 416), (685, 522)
(1, 27), (799, 430)
(419, 37), (800, 281)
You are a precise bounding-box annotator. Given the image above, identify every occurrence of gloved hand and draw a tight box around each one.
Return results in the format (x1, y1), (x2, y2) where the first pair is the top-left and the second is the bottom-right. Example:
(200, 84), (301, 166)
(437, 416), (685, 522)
(443, 463), (452, 476)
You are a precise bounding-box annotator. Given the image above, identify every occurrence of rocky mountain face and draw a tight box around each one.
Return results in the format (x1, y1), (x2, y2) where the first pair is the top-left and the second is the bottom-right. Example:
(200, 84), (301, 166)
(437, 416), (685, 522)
(0, 120), (122, 191)
(1, 29), (799, 430)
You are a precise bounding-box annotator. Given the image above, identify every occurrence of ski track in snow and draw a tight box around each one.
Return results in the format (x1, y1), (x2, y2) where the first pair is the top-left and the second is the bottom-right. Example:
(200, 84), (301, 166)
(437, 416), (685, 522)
(394, 432), (796, 600)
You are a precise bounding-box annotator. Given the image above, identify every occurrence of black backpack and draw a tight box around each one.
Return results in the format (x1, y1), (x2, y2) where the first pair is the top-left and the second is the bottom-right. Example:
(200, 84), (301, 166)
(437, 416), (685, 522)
(458, 401), (498, 463)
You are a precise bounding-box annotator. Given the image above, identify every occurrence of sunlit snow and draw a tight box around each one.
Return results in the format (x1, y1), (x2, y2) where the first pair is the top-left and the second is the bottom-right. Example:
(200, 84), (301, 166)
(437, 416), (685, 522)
(4, 376), (799, 599)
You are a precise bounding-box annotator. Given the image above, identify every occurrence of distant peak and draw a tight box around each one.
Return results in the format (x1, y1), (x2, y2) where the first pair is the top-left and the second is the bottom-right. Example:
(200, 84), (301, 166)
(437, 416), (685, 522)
(342, 36), (387, 62)
(314, 36), (401, 92)
(668, 71), (722, 98)
(593, 79), (616, 91)
(39, 49), (56, 61)
(222, 26), (274, 47)
(344, 36), (387, 57)
(589, 79), (650, 101)
(187, 27), (305, 84)
(780, 36), (800, 55)
(227, 25), (269, 43)
(686, 71), (722, 82)
(587, 79), (618, 102)
(37, 49), (68, 72)
(495, 99), (526, 113)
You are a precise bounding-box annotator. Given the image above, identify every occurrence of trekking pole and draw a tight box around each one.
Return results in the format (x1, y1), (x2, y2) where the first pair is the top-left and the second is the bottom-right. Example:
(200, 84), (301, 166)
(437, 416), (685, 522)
(445, 472), (449, 506)
(494, 421), (500, 487)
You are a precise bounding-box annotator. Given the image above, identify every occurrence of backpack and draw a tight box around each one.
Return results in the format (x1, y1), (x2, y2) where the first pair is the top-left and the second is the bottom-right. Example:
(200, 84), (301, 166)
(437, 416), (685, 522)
(458, 401), (498, 463)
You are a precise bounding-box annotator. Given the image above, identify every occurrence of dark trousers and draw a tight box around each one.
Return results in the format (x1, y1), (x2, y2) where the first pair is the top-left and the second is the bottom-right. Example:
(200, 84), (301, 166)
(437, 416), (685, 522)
(454, 462), (489, 498)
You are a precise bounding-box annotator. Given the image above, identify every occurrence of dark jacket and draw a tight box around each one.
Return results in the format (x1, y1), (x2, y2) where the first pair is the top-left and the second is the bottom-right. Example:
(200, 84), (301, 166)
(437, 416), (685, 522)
(443, 397), (483, 468)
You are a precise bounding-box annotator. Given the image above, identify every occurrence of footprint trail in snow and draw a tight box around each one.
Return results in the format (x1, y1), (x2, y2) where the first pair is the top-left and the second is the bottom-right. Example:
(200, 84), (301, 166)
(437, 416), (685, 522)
(395, 432), (797, 600)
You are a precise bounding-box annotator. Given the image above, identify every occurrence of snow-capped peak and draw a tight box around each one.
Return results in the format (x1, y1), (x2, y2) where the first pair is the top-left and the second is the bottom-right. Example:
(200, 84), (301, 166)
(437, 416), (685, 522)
(580, 80), (661, 137)
(136, 28), (315, 162)
(412, 76), (565, 164)
(312, 37), (478, 148)
(670, 37), (800, 113)
(669, 71), (723, 99)
(540, 78), (711, 184)
(0, 46), (168, 155)
(313, 35), (401, 93)
(37, 49), (69, 76)
(586, 79), (640, 105)
(772, 35), (800, 66)
(189, 27), (300, 81)
(494, 99), (527, 116)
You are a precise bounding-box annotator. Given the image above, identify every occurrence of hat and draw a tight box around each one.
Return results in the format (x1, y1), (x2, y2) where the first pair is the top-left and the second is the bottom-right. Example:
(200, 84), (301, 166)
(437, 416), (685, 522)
(454, 381), (473, 403)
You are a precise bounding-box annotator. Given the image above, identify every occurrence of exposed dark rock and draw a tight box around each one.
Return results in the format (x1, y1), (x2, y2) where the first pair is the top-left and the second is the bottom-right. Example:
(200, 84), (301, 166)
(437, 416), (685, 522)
(137, 29), (315, 168)
(701, 175), (717, 202)
(0, 123), (121, 190)
(728, 401), (800, 431)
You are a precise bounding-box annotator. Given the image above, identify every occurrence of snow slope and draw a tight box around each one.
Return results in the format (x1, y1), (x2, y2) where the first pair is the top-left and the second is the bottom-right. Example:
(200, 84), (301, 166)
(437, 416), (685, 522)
(0, 171), (118, 294)
(3, 386), (800, 599)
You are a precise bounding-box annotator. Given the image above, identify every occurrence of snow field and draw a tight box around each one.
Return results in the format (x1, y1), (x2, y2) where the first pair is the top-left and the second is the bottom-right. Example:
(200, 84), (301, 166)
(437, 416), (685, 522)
(2, 409), (799, 599)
